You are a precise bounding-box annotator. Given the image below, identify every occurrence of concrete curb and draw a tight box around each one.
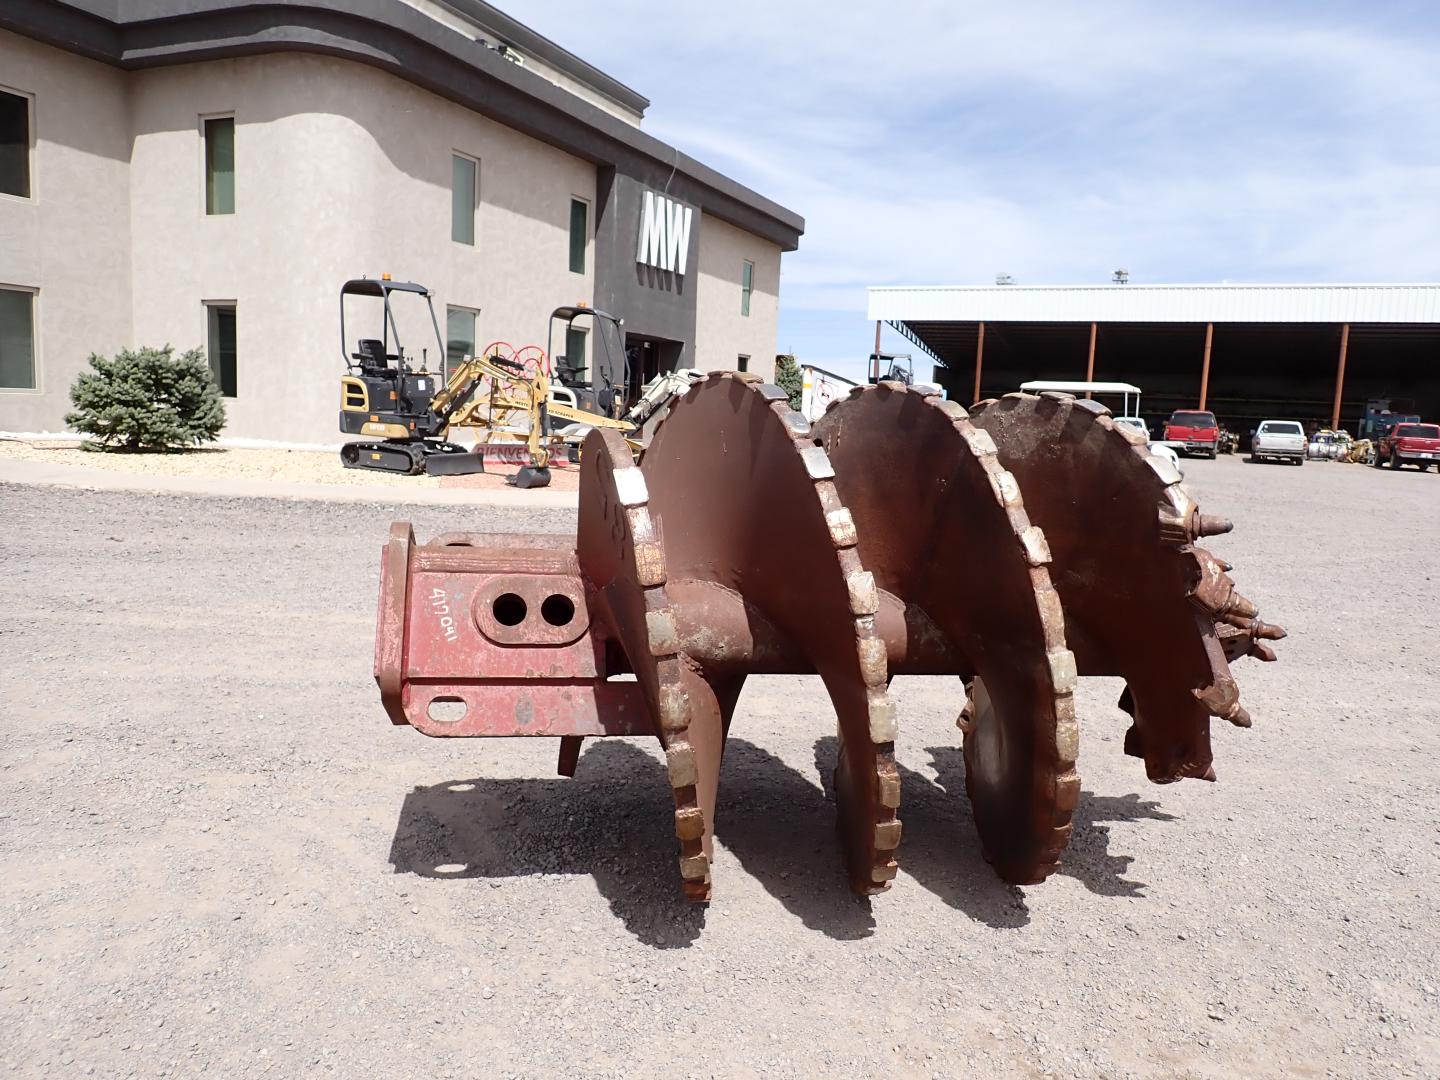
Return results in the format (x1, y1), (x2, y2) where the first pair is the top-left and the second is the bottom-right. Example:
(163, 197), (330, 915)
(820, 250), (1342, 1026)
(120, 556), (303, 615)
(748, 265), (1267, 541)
(0, 457), (580, 508)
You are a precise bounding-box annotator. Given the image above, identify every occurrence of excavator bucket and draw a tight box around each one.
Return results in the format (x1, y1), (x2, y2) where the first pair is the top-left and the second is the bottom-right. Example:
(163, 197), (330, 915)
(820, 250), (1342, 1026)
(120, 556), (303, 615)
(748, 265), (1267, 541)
(373, 375), (1284, 899)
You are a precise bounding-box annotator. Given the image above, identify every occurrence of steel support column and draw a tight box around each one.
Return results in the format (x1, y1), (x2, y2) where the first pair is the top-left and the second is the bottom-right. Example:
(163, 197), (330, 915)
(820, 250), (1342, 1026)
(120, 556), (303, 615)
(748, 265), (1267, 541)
(872, 321), (882, 382)
(1331, 324), (1350, 431)
(1084, 322), (1097, 397)
(1199, 322), (1214, 410)
(973, 321), (986, 405)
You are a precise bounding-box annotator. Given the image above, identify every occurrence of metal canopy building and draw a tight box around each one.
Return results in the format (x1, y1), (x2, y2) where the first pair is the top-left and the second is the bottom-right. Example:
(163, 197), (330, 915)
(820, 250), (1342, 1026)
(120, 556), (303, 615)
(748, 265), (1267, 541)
(869, 283), (1440, 434)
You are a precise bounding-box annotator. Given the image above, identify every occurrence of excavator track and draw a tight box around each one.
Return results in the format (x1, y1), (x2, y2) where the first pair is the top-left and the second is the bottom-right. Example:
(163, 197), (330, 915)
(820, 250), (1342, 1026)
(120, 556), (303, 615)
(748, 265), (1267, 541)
(371, 374), (1285, 900)
(341, 440), (423, 475)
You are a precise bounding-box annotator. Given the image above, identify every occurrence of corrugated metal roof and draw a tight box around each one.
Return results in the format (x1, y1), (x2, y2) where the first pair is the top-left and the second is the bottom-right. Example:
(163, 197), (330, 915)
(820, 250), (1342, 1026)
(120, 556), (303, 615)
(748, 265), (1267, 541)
(867, 283), (1440, 324)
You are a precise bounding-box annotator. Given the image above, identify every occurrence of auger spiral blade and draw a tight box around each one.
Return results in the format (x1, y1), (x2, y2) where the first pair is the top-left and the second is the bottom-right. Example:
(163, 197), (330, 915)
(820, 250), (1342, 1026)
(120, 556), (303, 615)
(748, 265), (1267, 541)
(623, 373), (903, 897)
(813, 382), (1079, 885)
(574, 428), (720, 899)
(967, 391), (1286, 783)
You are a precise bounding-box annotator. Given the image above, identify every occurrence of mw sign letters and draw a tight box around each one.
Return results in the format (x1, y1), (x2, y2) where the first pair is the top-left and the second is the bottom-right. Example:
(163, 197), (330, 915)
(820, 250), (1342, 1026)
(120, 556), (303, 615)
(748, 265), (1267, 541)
(636, 191), (693, 275)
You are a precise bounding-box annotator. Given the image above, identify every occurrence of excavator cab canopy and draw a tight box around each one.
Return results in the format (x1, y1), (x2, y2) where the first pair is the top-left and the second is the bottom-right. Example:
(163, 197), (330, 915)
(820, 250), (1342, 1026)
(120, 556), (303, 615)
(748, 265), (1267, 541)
(548, 305), (628, 413)
(340, 277), (445, 375)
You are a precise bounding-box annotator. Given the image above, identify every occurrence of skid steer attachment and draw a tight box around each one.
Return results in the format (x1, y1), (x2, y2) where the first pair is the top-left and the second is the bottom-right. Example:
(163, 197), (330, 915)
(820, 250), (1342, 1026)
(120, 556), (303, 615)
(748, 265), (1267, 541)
(374, 375), (1284, 900)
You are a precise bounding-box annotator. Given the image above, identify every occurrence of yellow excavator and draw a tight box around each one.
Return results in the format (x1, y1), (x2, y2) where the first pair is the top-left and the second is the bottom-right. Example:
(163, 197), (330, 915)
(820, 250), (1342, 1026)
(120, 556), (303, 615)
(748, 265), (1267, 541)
(337, 277), (632, 487)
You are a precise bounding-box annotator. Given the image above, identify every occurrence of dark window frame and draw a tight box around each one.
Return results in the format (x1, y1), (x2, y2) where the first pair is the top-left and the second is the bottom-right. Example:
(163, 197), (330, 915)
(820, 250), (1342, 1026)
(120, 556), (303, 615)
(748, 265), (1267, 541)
(203, 115), (235, 215)
(0, 85), (34, 201)
(741, 260), (754, 317)
(205, 301), (238, 398)
(0, 285), (37, 390)
(452, 152), (478, 246)
(445, 305), (479, 381)
(568, 197), (588, 274)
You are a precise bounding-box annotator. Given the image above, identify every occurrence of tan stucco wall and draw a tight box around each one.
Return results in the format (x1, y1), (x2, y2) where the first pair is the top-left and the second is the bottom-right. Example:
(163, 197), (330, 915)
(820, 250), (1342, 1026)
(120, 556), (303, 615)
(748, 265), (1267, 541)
(694, 213), (781, 381)
(0, 29), (132, 432)
(127, 52), (598, 443)
(0, 35), (789, 443)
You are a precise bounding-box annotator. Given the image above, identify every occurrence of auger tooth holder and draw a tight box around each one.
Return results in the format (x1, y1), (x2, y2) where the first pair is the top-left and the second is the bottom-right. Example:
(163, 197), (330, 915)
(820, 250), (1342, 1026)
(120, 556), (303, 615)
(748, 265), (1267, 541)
(374, 375), (1285, 900)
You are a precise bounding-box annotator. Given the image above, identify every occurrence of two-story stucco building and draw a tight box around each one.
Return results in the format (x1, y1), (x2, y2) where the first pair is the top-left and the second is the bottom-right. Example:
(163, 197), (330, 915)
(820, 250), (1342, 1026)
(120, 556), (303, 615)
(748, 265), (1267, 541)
(0, 0), (803, 442)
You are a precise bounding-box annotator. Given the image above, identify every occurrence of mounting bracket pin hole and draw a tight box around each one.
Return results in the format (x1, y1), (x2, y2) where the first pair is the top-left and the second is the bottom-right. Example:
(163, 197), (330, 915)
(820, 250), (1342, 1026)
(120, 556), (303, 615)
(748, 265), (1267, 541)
(541, 594), (576, 627)
(492, 593), (527, 626)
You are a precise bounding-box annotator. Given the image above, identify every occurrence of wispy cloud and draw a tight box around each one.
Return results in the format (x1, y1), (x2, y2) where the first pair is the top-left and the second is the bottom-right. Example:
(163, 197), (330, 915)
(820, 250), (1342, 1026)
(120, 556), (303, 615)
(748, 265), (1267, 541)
(515, 1), (1440, 374)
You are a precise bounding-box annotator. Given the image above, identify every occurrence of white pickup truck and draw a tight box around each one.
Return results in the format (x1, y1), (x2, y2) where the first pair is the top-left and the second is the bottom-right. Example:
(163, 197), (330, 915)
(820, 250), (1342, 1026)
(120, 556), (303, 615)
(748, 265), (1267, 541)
(1250, 419), (1307, 466)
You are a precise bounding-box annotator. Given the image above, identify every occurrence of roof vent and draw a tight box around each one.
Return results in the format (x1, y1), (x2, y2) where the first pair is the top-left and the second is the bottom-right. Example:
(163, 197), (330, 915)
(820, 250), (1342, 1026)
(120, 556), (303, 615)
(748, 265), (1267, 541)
(995, 273), (1015, 286)
(1113, 268), (1130, 284)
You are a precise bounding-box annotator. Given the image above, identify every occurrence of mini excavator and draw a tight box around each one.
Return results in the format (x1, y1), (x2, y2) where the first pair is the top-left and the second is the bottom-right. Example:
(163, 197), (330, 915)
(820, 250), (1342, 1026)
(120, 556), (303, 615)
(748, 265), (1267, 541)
(336, 277), (633, 486)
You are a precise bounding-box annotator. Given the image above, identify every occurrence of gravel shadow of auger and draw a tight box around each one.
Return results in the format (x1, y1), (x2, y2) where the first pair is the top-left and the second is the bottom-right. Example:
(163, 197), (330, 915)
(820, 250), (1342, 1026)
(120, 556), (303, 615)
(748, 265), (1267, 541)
(373, 374), (1285, 901)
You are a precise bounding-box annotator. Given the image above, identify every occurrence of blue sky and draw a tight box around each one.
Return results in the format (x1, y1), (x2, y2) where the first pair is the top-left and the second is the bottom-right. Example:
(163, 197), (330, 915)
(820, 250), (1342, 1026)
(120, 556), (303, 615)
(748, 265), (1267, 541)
(516, 1), (1440, 382)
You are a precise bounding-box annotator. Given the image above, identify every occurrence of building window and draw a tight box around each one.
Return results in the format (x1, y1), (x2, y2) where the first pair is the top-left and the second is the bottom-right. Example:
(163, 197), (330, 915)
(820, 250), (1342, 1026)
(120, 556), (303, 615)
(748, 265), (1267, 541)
(0, 89), (31, 200)
(452, 153), (477, 245)
(737, 355), (749, 373)
(0, 287), (36, 389)
(741, 260), (754, 317)
(568, 198), (588, 274)
(204, 116), (234, 215)
(446, 306), (477, 379)
(564, 326), (587, 381)
(206, 303), (237, 397)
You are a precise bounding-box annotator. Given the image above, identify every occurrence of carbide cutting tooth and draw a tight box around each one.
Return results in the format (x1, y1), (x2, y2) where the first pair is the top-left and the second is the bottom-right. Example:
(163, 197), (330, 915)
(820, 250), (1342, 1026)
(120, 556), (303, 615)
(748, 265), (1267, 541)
(1251, 642), (1278, 662)
(956, 692), (976, 733)
(1224, 591), (1259, 620)
(1220, 560), (1234, 572)
(1253, 619), (1287, 640)
(1194, 514), (1234, 538)
(1228, 705), (1252, 728)
(1200, 765), (1218, 782)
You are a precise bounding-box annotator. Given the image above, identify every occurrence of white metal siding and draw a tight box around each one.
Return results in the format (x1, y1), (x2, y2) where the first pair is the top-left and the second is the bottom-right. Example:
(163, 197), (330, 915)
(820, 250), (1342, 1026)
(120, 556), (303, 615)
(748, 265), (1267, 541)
(867, 284), (1440, 324)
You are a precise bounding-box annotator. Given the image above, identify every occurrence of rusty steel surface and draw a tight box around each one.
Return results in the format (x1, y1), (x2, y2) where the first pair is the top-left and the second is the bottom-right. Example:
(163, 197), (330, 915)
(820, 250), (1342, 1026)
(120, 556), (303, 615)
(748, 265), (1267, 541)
(372, 374), (1285, 900)
(813, 384), (1077, 885)
(966, 390), (1284, 786)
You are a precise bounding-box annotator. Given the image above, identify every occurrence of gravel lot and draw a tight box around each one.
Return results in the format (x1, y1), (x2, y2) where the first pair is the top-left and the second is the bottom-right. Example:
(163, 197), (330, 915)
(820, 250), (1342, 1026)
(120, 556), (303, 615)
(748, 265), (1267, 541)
(2, 455), (1437, 1079)
(0, 440), (581, 495)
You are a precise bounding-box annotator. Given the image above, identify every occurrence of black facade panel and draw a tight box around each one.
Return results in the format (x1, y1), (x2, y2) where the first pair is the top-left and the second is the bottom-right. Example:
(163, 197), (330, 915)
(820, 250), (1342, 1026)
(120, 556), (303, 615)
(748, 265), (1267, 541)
(593, 167), (699, 390)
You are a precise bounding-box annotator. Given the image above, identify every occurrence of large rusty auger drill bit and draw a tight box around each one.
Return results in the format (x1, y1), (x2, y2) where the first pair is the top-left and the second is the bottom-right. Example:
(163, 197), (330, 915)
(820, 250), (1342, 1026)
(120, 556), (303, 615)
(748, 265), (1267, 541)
(965, 390), (1286, 785)
(372, 375), (1284, 900)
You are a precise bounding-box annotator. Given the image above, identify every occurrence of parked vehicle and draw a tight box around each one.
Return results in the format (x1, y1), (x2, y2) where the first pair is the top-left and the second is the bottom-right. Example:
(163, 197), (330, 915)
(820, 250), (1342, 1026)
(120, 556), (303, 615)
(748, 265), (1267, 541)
(1147, 442), (1184, 476)
(800, 364), (859, 422)
(1020, 380), (1143, 419)
(1163, 409), (1219, 457)
(1307, 429), (1353, 461)
(1113, 415), (1150, 440)
(1374, 422), (1440, 471)
(1104, 415), (1184, 476)
(1217, 427), (1240, 455)
(1360, 399), (1420, 442)
(1250, 420), (1307, 465)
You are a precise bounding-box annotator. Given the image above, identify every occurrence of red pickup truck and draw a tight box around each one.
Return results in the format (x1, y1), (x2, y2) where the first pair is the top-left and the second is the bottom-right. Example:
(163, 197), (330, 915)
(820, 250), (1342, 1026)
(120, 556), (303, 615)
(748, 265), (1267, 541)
(1163, 409), (1219, 458)
(1376, 422), (1440, 471)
